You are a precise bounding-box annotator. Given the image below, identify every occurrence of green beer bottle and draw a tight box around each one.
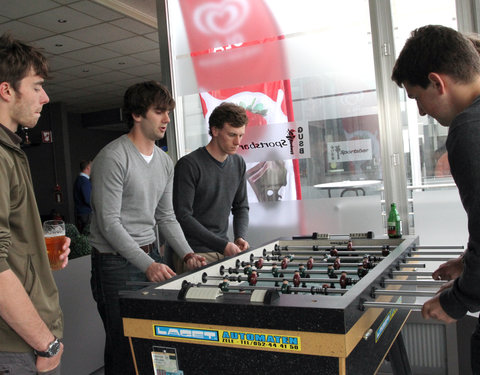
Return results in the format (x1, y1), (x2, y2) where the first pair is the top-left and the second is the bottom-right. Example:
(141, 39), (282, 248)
(387, 203), (402, 238)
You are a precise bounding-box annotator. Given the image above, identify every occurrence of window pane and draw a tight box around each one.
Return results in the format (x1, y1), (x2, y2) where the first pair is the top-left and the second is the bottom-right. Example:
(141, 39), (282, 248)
(169, 0), (384, 203)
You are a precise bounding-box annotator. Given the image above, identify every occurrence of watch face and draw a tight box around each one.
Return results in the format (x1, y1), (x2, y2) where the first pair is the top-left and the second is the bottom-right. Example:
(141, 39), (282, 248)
(49, 340), (61, 356)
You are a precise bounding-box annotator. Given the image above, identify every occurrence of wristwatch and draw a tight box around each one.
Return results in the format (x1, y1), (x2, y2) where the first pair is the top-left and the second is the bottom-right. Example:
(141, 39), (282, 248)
(34, 337), (61, 357)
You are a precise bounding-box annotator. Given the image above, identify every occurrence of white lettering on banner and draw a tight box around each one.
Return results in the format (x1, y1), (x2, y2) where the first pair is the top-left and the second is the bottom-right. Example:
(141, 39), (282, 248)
(237, 122), (310, 163)
(327, 139), (372, 163)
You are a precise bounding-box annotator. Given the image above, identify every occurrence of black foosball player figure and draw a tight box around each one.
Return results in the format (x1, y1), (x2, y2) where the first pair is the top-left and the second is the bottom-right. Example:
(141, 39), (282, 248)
(248, 270), (258, 286)
(219, 277), (230, 292)
(298, 264), (309, 287)
(327, 264), (338, 279)
(243, 262), (253, 276)
(333, 256), (341, 270)
(281, 279), (291, 294)
(381, 245), (390, 257)
(271, 263), (280, 286)
(357, 264), (368, 279)
(307, 256), (314, 270)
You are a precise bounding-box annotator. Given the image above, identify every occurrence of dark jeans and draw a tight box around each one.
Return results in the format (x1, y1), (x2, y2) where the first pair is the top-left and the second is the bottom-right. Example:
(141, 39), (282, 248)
(472, 318), (480, 375)
(90, 246), (162, 375)
(75, 213), (91, 234)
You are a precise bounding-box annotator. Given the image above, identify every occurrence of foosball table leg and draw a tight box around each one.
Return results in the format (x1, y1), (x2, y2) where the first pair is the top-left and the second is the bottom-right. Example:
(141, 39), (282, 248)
(386, 332), (412, 375)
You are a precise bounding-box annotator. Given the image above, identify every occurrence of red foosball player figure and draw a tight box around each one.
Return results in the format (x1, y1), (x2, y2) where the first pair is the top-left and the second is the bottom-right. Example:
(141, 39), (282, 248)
(347, 240), (353, 251)
(307, 256), (314, 270)
(281, 256), (289, 269)
(293, 270), (301, 288)
(219, 277), (230, 292)
(255, 257), (264, 269)
(327, 264), (338, 279)
(248, 270), (258, 286)
(339, 271), (353, 289)
(281, 279), (291, 294)
(362, 256), (370, 270)
(333, 256), (341, 270)
(330, 246), (338, 256)
(322, 283), (330, 295)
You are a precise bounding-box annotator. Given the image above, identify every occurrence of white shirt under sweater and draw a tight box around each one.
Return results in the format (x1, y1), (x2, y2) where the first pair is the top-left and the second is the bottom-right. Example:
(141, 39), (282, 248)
(89, 134), (192, 272)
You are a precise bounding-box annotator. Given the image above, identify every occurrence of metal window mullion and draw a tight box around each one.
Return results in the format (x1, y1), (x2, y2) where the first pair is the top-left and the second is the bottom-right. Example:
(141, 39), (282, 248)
(369, 0), (409, 233)
(456, 0), (480, 33)
(157, 0), (185, 163)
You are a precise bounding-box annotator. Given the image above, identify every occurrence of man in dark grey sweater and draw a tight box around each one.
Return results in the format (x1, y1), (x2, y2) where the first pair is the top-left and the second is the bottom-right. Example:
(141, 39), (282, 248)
(392, 25), (480, 374)
(173, 102), (249, 273)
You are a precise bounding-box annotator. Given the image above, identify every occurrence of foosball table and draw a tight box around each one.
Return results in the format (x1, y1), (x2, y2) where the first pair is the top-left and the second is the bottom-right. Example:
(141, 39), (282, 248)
(120, 233), (462, 375)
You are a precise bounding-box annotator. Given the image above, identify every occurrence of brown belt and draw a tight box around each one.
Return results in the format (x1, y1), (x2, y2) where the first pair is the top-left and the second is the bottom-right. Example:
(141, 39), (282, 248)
(140, 242), (155, 254)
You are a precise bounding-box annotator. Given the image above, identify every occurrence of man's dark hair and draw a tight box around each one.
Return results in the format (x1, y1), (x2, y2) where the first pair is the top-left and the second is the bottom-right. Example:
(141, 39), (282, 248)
(392, 25), (480, 88)
(79, 160), (92, 172)
(0, 33), (49, 92)
(123, 81), (175, 130)
(208, 102), (248, 136)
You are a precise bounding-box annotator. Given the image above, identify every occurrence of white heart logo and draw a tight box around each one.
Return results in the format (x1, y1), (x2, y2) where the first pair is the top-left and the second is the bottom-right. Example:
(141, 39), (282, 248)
(193, 0), (250, 35)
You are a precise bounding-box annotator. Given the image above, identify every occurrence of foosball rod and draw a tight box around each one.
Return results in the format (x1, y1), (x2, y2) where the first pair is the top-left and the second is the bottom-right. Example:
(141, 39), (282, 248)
(247, 255), (382, 264)
(274, 245), (390, 251)
(268, 249), (386, 256)
(242, 260), (374, 269)
(382, 279), (448, 286)
(223, 285), (348, 295)
(362, 301), (423, 310)
(412, 250), (464, 256)
(254, 268), (359, 276)
(414, 245), (464, 250)
(404, 256), (460, 262)
(389, 270), (434, 277)
(204, 273), (358, 286)
(396, 263), (425, 268)
(371, 289), (437, 297)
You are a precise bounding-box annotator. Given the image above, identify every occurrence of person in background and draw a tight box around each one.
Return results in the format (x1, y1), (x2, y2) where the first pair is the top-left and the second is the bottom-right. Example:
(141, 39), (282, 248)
(89, 81), (206, 375)
(0, 33), (70, 374)
(172, 102), (249, 274)
(391, 25), (480, 374)
(73, 159), (92, 234)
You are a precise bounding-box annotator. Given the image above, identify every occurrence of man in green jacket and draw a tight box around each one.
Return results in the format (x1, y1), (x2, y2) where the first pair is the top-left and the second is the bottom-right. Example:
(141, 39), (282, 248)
(0, 33), (71, 374)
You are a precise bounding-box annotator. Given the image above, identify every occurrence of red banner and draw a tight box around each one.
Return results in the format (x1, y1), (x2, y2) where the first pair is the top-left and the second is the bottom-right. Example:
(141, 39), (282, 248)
(179, 0), (301, 201)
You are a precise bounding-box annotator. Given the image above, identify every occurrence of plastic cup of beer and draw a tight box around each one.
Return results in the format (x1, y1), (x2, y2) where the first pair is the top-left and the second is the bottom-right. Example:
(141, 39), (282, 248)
(43, 220), (66, 270)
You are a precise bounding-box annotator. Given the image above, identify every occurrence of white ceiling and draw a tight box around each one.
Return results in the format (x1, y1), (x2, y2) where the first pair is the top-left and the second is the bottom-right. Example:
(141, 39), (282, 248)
(0, 0), (161, 114)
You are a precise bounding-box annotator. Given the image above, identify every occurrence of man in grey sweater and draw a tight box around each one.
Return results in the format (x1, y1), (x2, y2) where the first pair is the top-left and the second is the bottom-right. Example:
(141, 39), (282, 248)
(172, 102), (249, 273)
(89, 81), (205, 375)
